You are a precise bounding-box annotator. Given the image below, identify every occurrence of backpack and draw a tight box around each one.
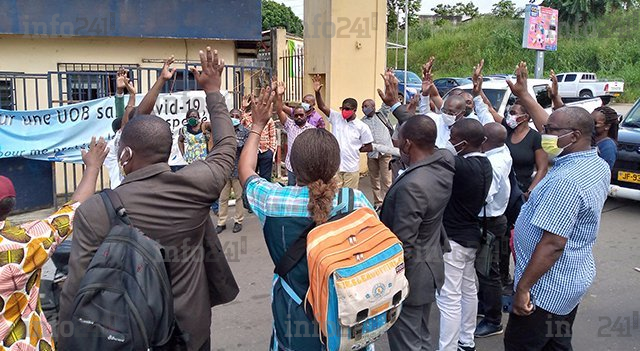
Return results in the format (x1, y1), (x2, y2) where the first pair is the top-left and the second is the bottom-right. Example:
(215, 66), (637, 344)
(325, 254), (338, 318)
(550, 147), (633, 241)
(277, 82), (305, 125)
(275, 189), (409, 351)
(63, 190), (181, 351)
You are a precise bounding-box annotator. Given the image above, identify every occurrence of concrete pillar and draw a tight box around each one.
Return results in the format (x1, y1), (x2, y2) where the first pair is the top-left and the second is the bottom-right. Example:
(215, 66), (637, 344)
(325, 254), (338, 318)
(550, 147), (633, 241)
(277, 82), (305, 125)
(304, 0), (388, 173)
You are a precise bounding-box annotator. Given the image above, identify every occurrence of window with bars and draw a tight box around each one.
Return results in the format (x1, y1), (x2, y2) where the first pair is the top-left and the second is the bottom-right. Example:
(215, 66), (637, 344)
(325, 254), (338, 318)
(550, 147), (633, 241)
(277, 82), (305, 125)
(57, 63), (139, 103)
(0, 80), (13, 110)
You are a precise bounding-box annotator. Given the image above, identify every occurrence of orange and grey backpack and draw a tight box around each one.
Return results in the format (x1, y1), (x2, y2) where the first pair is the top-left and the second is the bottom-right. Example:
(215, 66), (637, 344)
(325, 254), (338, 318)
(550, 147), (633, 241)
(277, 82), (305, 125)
(275, 188), (409, 351)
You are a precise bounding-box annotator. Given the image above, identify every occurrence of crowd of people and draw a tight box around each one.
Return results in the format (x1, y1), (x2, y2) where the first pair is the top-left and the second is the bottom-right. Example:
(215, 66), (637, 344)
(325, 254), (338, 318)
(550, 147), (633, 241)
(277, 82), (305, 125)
(0, 45), (618, 351)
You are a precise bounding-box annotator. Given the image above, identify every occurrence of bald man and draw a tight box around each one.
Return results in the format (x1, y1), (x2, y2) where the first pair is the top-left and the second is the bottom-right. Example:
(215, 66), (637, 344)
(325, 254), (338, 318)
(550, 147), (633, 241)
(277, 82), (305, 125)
(59, 48), (239, 351)
(361, 98), (394, 208)
(505, 107), (610, 350)
(380, 115), (455, 351)
(475, 122), (513, 338)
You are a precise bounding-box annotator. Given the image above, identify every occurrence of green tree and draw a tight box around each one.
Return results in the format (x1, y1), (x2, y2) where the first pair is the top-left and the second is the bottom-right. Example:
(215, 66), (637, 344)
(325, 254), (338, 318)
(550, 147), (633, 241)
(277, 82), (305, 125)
(453, 2), (480, 18)
(492, 0), (520, 18)
(261, 0), (303, 37)
(431, 3), (455, 17)
(387, 0), (422, 32)
(541, 0), (639, 24)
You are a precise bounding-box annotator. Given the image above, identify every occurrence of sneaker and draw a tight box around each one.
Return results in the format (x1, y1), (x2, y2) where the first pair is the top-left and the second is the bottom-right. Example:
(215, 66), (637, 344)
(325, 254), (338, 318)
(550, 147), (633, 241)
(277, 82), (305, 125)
(457, 341), (477, 351)
(232, 223), (243, 233)
(474, 319), (504, 338)
(216, 225), (226, 234)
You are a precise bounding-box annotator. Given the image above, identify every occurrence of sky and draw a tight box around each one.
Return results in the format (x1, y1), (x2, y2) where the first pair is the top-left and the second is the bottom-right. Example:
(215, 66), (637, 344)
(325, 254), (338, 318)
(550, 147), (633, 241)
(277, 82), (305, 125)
(274, 0), (535, 20)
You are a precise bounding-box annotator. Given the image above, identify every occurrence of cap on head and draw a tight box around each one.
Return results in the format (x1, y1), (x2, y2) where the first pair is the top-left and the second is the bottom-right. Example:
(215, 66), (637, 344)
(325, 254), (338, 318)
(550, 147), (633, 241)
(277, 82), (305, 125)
(0, 176), (16, 201)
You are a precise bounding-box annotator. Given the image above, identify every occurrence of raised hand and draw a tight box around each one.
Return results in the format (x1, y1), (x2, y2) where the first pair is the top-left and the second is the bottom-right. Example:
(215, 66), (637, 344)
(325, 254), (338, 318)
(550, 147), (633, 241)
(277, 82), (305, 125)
(312, 74), (323, 92)
(377, 71), (400, 107)
(406, 94), (420, 115)
(242, 95), (251, 109)
(160, 55), (177, 81)
(506, 61), (529, 98)
(190, 47), (225, 93)
(472, 59), (485, 83)
(548, 69), (559, 99)
(276, 81), (286, 96)
(124, 77), (136, 95)
(82, 136), (109, 170)
(423, 56), (435, 77)
(116, 68), (127, 94)
(251, 87), (275, 129)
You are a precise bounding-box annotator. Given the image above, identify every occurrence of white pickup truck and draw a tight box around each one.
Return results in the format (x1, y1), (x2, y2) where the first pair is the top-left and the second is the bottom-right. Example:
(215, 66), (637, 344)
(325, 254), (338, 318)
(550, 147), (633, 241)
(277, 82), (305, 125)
(555, 72), (624, 98)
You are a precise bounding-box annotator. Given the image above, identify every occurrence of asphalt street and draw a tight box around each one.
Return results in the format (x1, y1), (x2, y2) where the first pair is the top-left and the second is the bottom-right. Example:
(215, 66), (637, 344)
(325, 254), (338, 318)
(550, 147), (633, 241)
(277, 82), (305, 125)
(210, 176), (640, 351)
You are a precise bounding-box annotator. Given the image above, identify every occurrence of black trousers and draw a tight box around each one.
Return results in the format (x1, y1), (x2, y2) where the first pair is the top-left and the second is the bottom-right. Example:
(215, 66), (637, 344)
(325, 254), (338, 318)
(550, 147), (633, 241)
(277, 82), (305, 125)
(477, 215), (508, 325)
(257, 149), (274, 181)
(504, 305), (578, 351)
(500, 222), (514, 285)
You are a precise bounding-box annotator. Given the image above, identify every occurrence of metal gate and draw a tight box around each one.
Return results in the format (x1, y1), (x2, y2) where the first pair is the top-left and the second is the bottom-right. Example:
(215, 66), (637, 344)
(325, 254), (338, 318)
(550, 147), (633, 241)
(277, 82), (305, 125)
(1, 64), (272, 207)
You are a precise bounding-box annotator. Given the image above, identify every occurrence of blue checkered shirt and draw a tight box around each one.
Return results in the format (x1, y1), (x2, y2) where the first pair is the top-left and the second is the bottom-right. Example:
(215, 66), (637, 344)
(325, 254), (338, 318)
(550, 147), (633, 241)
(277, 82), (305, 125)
(244, 176), (373, 225)
(514, 149), (610, 315)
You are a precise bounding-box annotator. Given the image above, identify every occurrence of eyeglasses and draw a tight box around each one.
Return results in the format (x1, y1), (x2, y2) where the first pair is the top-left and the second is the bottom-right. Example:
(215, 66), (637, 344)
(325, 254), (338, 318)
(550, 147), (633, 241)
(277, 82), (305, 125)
(441, 108), (461, 116)
(340, 107), (353, 111)
(293, 113), (305, 117)
(543, 125), (575, 134)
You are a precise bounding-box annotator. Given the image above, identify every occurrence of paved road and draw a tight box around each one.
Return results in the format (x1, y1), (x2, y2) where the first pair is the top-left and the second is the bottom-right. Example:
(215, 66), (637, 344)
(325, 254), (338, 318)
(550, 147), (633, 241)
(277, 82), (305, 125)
(209, 177), (640, 351)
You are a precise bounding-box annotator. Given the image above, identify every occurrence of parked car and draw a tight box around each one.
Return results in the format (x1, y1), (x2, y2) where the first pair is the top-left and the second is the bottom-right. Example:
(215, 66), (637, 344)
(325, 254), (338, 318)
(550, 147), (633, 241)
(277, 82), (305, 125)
(393, 70), (422, 103)
(485, 74), (517, 80)
(434, 77), (472, 96)
(452, 79), (602, 118)
(555, 72), (624, 98)
(610, 99), (640, 201)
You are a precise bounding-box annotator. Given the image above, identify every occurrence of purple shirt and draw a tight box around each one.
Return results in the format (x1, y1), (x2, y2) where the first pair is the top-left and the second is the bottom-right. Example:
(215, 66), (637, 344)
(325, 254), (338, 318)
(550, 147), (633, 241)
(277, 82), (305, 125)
(283, 118), (315, 172)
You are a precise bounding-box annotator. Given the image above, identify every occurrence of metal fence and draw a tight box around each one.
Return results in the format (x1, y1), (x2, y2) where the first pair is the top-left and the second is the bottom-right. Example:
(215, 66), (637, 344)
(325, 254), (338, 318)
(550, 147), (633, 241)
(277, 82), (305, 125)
(280, 47), (304, 103)
(1, 63), (272, 206)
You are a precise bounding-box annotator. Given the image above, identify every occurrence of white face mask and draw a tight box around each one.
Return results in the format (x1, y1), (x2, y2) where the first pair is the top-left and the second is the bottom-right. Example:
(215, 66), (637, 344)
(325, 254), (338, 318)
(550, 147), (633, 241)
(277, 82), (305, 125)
(506, 114), (524, 129)
(441, 113), (457, 127)
(118, 147), (132, 176)
(445, 140), (466, 156)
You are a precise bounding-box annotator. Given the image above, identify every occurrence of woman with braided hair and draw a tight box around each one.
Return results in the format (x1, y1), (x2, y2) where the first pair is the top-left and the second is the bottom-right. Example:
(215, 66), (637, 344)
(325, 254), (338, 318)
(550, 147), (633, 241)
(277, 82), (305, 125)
(592, 106), (619, 170)
(239, 87), (374, 350)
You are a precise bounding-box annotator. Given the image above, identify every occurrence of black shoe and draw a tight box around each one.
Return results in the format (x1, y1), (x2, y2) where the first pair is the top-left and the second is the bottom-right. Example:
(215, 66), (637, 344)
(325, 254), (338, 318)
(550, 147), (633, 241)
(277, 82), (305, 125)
(475, 319), (504, 338)
(232, 223), (243, 233)
(457, 341), (477, 351)
(216, 225), (226, 234)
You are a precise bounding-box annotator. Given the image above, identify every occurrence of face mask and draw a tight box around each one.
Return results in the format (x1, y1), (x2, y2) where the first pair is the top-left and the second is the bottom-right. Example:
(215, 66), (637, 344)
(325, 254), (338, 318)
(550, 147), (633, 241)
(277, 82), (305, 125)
(441, 113), (457, 127)
(506, 114), (523, 129)
(342, 109), (355, 120)
(445, 140), (466, 156)
(301, 102), (311, 112)
(362, 107), (375, 116)
(188, 117), (199, 127)
(118, 147), (132, 176)
(231, 118), (240, 127)
(541, 132), (574, 160)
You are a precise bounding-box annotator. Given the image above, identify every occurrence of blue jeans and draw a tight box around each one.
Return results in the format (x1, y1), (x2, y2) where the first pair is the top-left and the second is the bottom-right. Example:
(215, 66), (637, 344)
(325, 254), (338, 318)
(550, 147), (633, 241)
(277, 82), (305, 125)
(287, 170), (296, 186)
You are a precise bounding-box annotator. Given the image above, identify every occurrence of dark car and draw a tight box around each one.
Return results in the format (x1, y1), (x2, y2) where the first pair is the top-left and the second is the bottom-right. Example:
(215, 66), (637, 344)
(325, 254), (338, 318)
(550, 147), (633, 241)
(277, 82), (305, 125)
(434, 77), (472, 96)
(610, 99), (640, 201)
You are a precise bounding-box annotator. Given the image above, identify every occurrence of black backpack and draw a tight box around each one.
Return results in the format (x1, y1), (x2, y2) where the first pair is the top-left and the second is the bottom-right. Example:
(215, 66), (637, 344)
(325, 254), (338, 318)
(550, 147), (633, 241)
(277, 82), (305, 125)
(63, 190), (181, 350)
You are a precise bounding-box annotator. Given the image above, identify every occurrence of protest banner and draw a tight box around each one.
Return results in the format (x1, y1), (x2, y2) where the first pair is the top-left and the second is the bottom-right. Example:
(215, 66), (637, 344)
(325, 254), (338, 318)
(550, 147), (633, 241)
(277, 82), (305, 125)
(0, 91), (233, 164)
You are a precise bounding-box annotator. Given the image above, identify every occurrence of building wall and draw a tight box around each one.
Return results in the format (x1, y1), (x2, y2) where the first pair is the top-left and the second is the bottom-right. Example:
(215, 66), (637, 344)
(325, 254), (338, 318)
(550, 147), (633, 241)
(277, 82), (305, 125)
(0, 35), (238, 195)
(304, 0), (388, 173)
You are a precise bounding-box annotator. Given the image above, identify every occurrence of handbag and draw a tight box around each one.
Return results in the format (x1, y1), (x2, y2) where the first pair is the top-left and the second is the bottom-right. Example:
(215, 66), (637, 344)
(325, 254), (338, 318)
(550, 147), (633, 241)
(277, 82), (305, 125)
(476, 169), (496, 278)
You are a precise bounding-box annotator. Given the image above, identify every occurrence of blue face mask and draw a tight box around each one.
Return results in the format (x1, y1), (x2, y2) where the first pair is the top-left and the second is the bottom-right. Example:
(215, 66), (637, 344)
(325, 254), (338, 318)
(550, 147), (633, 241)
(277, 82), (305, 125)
(362, 107), (375, 116)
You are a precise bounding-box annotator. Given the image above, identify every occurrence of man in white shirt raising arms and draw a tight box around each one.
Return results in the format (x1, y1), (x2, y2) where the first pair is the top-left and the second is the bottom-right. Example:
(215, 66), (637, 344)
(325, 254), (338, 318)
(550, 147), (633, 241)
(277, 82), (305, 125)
(313, 75), (374, 189)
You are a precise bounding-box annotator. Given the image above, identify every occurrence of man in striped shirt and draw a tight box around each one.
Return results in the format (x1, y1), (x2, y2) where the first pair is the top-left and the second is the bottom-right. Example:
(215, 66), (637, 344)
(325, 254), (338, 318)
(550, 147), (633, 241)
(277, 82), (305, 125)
(505, 107), (611, 350)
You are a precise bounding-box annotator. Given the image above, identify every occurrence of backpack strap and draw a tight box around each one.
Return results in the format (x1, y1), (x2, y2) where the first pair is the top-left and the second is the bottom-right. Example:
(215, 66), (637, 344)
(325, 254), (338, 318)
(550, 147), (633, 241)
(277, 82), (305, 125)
(273, 187), (355, 278)
(99, 189), (131, 226)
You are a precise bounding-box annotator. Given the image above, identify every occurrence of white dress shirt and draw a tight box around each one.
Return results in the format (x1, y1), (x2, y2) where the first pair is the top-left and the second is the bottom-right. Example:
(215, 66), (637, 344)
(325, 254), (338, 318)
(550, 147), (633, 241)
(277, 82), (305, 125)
(480, 145), (513, 217)
(104, 130), (123, 188)
(329, 110), (374, 172)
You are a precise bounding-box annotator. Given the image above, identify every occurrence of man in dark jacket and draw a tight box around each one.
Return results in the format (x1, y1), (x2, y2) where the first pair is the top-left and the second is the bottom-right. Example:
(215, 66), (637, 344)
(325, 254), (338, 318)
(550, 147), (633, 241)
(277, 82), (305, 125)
(59, 47), (239, 351)
(380, 114), (455, 351)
